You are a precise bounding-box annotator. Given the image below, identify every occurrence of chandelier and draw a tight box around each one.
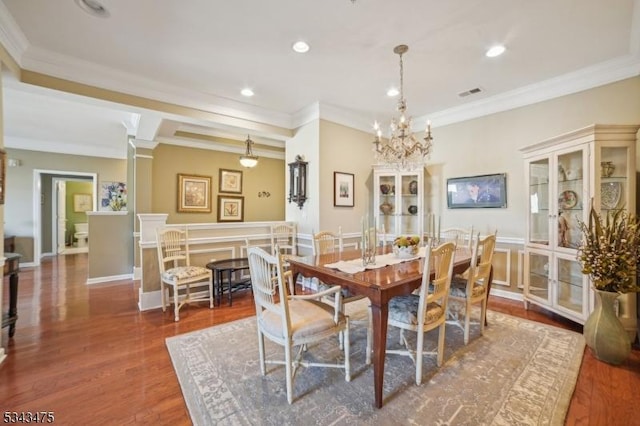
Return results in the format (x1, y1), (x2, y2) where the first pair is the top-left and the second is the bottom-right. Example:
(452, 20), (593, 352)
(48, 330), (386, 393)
(239, 135), (259, 168)
(373, 44), (433, 170)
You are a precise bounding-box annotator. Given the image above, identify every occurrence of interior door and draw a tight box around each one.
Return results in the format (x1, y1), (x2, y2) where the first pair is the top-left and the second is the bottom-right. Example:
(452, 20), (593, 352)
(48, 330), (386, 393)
(56, 180), (67, 253)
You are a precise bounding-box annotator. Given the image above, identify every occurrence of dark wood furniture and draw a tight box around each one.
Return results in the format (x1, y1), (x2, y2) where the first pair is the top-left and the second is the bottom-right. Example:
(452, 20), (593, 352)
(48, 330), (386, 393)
(2, 252), (21, 338)
(4, 235), (15, 253)
(288, 247), (473, 409)
(206, 258), (251, 306)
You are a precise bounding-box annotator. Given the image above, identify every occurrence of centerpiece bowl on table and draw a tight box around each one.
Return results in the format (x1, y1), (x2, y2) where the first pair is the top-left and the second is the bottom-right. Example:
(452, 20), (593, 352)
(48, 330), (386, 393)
(392, 236), (420, 258)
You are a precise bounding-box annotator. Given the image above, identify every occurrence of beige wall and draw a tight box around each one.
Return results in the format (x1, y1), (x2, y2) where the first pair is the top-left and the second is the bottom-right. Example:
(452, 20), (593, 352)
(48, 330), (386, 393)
(151, 144), (285, 223)
(87, 213), (133, 279)
(427, 76), (640, 239)
(4, 148), (126, 261)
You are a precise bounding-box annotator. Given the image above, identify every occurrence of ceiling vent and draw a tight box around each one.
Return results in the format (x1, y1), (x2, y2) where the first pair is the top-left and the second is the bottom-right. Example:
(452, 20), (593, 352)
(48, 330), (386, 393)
(458, 87), (482, 97)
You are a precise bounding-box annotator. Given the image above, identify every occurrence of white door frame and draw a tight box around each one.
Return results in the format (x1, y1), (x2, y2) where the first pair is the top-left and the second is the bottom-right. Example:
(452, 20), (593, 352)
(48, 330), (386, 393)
(33, 169), (98, 265)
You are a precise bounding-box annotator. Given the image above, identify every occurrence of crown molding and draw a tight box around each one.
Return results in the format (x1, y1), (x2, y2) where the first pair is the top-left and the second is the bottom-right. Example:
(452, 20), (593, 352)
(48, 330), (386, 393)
(156, 136), (285, 160)
(427, 54), (640, 128)
(19, 46), (294, 129)
(0, 1), (28, 65)
(5, 136), (127, 159)
(130, 139), (159, 150)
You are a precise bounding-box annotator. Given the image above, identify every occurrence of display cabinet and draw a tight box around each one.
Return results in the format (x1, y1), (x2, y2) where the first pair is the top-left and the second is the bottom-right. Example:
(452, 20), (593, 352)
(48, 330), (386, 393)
(521, 124), (639, 324)
(373, 166), (424, 242)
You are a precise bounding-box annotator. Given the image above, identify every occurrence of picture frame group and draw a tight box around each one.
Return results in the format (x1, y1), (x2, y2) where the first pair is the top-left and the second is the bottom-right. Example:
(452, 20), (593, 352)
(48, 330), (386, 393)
(446, 173), (507, 209)
(178, 173), (212, 213)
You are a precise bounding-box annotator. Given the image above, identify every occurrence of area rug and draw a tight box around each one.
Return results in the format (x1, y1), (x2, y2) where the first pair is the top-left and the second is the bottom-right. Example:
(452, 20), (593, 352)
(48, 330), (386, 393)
(166, 301), (585, 425)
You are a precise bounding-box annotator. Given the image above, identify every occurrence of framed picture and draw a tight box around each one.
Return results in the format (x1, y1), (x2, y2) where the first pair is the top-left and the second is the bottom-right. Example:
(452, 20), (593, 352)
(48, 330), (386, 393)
(178, 174), (212, 213)
(333, 171), (354, 207)
(100, 181), (127, 211)
(0, 150), (5, 205)
(219, 169), (243, 194)
(447, 173), (507, 209)
(73, 193), (92, 212)
(217, 195), (244, 222)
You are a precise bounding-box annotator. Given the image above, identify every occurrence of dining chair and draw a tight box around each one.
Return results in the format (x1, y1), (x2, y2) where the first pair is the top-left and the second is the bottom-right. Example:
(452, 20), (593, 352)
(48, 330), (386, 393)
(447, 232), (497, 344)
(312, 228), (368, 349)
(156, 227), (213, 321)
(440, 226), (474, 252)
(270, 222), (297, 294)
(369, 241), (456, 385)
(247, 246), (351, 404)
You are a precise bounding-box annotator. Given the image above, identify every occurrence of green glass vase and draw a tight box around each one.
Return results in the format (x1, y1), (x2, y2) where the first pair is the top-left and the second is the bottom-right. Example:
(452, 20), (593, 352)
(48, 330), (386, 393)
(583, 290), (631, 365)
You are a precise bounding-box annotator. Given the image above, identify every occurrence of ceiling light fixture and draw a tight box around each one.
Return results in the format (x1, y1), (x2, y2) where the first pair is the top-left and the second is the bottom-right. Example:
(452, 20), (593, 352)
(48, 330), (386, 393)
(292, 41), (310, 53)
(239, 135), (259, 168)
(386, 88), (399, 97)
(372, 45), (433, 171)
(486, 45), (506, 58)
(74, 0), (110, 18)
(241, 88), (254, 97)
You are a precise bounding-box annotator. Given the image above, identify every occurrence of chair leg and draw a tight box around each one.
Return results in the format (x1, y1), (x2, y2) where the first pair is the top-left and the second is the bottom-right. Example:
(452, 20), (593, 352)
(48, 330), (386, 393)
(480, 297), (487, 336)
(464, 301), (472, 345)
(208, 278), (214, 309)
(257, 329), (266, 375)
(344, 318), (351, 382)
(285, 342), (293, 404)
(415, 329), (425, 385)
(173, 285), (180, 322)
(437, 322), (445, 367)
(160, 282), (167, 312)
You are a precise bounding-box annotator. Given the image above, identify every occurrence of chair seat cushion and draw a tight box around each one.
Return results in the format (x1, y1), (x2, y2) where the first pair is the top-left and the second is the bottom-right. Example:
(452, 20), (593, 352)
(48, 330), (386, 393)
(260, 299), (345, 341)
(389, 295), (444, 326)
(162, 266), (209, 282)
(450, 276), (486, 298)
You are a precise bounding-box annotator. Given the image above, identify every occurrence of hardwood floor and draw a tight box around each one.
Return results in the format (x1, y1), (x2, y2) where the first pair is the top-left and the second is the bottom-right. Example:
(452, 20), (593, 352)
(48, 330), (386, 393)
(1, 254), (639, 425)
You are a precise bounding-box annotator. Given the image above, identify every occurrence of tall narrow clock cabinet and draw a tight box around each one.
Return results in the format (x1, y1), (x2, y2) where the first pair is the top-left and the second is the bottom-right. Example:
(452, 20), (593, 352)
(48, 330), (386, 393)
(521, 124), (639, 333)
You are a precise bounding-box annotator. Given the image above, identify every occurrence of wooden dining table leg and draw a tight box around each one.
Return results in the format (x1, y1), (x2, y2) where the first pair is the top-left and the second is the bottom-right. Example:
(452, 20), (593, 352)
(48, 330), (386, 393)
(370, 302), (389, 409)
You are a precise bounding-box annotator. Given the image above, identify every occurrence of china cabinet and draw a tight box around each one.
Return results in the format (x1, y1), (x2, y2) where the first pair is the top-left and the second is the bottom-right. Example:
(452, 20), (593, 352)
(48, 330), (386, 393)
(521, 124), (639, 324)
(373, 166), (424, 242)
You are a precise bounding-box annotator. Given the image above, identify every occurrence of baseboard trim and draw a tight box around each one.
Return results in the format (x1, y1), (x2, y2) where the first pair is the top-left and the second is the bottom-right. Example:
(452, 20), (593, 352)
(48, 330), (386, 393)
(86, 273), (133, 285)
(490, 288), (523, 302)
(138, 289), (163, 311)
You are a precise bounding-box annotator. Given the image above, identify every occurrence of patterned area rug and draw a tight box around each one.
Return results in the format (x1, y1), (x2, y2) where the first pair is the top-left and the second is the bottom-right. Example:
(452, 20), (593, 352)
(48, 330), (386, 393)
(166, 300), (584, 425)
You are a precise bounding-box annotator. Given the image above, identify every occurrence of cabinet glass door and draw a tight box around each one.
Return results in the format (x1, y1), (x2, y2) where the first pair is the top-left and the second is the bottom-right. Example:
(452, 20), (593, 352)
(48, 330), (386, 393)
(526, 251), (551, 303)
(555, 254), (585, 317)
(528, 158), (549, 245)
(377, 174), (397, 238)
(599, 146), (629, 214)
(556, 149), (584, 249)
(399, 174), (420, 236)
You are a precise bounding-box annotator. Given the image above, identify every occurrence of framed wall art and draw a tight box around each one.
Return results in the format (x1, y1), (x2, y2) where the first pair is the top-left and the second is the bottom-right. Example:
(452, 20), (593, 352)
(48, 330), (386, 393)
(217, 195), (244, 222)
(100, 181), (127, 211)
(333, 171), (354, 207)
(73, 193), (92, 212)
(219, 169), (243, 194)
(178, 174), (212, 213)
(447, 173), (507, 209)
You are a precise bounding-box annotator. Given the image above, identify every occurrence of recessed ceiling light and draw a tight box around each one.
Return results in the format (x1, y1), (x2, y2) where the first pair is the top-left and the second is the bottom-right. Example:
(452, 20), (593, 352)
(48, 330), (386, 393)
(486, 45), (506, 58)
(241, 88), (254, 97)
(387, 88), (399, 97)
(292, 41), (310, 53)
(74, 0), (110, 18)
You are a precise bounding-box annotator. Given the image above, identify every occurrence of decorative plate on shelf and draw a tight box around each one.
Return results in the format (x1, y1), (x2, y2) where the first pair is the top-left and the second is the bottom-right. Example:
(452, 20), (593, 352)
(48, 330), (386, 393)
(558, 190), (578, 209)
(601, 182), (622, 210)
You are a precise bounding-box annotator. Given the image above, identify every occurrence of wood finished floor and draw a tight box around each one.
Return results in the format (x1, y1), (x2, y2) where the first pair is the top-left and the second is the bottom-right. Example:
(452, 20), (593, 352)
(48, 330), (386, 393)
(1, 254), (639, 425)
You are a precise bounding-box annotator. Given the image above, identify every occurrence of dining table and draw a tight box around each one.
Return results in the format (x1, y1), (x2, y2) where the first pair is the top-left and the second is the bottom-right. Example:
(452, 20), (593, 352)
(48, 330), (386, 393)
(287, 246), (475, 409)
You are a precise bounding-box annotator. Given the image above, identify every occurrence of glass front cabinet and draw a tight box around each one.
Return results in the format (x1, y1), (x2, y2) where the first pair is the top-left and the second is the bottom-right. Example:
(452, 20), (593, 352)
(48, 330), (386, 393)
(521, 124), (638, 324)
(373, 166), (424, 243)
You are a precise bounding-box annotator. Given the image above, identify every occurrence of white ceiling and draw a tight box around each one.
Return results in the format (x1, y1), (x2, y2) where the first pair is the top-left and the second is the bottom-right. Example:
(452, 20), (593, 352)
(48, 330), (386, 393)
(1, 0), (639, 159)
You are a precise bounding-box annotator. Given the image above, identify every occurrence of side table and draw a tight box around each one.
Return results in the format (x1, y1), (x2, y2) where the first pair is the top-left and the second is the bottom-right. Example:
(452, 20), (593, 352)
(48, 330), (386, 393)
(2, 252), (21, 338)
(206, 258), (251, 306)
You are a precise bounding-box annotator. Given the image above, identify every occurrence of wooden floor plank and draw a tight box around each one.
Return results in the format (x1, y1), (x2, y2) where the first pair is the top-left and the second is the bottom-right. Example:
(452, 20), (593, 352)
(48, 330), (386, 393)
(1, 254), (639, 425)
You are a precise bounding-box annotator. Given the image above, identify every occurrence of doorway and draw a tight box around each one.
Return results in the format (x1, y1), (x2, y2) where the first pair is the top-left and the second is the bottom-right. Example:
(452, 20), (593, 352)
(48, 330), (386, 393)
(53, 177), (94, 255)
(33, 169), (98, 264)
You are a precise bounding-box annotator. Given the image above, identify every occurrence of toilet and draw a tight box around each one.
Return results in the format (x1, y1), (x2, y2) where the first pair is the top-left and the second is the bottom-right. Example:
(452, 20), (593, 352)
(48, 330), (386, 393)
(74, 223), (89, 248)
